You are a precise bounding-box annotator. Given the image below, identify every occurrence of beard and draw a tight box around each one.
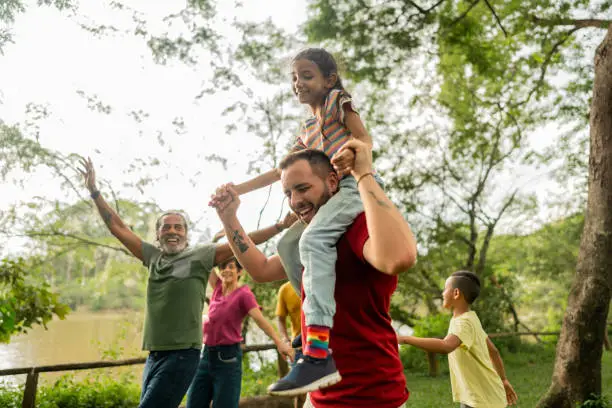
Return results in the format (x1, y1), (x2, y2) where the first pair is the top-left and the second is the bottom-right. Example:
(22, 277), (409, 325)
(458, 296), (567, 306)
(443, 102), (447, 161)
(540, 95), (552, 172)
(293, 184), (332, 224)
(159, 235), (188, 255)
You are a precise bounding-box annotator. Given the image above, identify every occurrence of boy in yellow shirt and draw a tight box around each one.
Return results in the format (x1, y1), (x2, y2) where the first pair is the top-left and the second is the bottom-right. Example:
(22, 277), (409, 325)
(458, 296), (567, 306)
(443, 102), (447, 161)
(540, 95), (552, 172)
(398, 271), (518, 408)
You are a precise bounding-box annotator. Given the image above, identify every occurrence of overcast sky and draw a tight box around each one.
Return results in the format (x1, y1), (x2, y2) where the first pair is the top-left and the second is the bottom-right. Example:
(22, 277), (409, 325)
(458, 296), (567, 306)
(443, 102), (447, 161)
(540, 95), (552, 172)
(0, 0), (309, 252)
(0, 0), (594, 256)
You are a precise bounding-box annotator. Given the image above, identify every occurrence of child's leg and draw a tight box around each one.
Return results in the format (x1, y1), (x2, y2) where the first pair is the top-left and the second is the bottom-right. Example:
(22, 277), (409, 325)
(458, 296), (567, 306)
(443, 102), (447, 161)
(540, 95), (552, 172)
(276, 220), (306, 294)
(300, 176), (364, 358)
(267, 176), (385, 397)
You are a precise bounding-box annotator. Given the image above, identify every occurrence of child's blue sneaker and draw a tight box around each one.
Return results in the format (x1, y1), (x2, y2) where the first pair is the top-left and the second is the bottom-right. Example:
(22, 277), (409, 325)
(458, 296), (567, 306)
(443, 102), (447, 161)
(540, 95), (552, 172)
(267, 354), (341, 397)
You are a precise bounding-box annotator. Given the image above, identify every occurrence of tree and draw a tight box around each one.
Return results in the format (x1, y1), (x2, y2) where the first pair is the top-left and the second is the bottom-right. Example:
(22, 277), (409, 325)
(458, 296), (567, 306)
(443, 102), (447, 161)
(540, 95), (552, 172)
(538, 24), (612, 407)
(0, 257), (70, 343)
(0, 0), (75, 53)
(303, 0), (611, 404)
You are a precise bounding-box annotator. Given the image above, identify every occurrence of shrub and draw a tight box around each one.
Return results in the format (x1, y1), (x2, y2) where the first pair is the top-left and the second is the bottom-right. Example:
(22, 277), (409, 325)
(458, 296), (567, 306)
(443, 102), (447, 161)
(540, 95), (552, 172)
(0, 373), (141, 408)
(578, 394), (610, 408)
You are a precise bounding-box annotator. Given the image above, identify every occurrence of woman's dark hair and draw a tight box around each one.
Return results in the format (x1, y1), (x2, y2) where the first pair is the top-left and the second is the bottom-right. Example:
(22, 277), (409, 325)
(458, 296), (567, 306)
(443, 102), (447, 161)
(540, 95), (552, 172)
(292, 48), (349, 97)
(219, 257), (243, 271)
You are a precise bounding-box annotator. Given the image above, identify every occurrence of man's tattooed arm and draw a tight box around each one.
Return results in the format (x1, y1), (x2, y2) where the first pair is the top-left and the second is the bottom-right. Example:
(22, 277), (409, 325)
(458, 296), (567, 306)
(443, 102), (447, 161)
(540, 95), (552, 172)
(90, 191), (143, 260)
(92, 192), (129, 232)
(368, 190), (391, 209)
(232, 230), (250, 253)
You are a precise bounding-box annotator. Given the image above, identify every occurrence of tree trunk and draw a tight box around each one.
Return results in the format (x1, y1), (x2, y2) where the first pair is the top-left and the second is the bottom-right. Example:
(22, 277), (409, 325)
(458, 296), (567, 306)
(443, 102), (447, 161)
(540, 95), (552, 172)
(538, 24), (612, 408)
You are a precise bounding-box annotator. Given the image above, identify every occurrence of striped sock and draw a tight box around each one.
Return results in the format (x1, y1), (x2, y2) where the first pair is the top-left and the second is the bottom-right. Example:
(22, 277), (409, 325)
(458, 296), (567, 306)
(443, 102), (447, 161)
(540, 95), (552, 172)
(304, 325), (330, 360)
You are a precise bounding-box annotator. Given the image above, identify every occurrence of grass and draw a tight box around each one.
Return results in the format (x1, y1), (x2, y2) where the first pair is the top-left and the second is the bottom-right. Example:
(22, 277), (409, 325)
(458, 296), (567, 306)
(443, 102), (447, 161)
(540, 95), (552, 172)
(404, 344), (612, 407)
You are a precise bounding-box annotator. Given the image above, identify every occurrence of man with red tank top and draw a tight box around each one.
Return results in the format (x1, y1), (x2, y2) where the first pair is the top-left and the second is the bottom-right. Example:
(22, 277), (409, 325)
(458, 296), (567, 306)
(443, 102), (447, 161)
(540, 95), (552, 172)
(211, 140), (417, 408)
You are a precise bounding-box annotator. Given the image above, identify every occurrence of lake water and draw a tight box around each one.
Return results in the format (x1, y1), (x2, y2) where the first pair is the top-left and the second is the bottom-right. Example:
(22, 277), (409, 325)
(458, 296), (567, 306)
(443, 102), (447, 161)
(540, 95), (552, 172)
(0, 310), (147, 386)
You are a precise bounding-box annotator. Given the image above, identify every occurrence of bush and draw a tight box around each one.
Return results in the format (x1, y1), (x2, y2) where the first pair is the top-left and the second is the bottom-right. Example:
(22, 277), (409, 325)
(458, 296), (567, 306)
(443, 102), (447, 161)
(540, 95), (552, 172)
(578, 394), (610, 408)
(412, 313), (450, 338)
(0, 373), (141, 408)
(241, 353), (278, 396)
(399, 344), (429, 371)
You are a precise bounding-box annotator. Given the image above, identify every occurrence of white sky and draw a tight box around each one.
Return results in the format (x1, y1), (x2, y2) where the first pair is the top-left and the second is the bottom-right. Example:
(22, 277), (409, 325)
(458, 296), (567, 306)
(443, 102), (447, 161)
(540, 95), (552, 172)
(0, 0), (307, 251)
(0, 0), (594, 255)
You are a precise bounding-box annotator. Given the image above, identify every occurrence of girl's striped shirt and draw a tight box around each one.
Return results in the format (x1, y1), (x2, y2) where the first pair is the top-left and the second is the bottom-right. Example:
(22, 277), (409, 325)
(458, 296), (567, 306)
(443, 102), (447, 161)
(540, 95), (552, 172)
(294, 89), (357, 159)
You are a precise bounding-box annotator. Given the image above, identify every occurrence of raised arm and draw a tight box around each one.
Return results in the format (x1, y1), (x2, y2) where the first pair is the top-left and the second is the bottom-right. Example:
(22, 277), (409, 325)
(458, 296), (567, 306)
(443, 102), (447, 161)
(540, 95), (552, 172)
(79, 157), (144, 261)
(338, 140), (417, 275)
(211, 185), (288, 283)
(344, 110), (373, 148)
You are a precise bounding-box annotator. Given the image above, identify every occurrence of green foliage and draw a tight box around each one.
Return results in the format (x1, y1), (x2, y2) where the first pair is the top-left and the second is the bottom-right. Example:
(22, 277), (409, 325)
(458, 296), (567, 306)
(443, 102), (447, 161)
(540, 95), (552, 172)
(579, 394), (610, 408)
(0, 0), (75, 53)
(241, 356), (278, 397)
(0, 373), (140, 408)
(399, 344), (432, 372)
(488, 213), (584, 331)
(0, 257), (70, 343)
(412, 313), (451, 338)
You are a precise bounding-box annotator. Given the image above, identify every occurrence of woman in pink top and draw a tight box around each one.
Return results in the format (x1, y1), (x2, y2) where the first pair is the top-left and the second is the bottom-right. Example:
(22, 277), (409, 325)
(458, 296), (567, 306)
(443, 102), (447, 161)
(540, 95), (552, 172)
(186, 257), (293, 408)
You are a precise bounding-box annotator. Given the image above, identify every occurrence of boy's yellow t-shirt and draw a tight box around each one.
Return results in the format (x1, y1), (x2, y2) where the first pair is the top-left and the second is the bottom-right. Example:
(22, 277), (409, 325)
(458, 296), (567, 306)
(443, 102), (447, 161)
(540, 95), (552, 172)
(448, 311), (506, 408)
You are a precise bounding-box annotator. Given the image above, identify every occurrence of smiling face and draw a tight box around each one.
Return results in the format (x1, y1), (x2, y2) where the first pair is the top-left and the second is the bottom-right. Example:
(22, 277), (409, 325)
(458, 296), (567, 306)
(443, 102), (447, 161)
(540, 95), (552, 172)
(281, 159), (338, 224)
(217, 259), (242, 286)
(291, 58), (336, 109)
(157, 214), (188, 255)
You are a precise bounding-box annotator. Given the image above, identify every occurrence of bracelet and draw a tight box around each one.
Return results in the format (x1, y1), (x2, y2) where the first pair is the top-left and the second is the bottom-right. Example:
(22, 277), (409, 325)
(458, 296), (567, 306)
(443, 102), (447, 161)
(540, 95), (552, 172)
(356, 172), (373, 186)
(275, 223), (284, 232)
(90, 190), (101, 200)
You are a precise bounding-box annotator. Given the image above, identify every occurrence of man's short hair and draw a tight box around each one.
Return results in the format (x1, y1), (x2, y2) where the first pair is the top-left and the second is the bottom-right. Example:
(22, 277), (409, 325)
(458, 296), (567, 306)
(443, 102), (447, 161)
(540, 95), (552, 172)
(450, 271), (481, 304)
(279, 149), (336, 181)
(155, 211), (189, 234)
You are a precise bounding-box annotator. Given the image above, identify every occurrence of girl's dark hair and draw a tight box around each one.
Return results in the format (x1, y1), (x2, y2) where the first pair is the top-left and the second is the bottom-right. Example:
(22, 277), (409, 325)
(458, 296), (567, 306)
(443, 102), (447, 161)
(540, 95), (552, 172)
(292, 48), (349, 97)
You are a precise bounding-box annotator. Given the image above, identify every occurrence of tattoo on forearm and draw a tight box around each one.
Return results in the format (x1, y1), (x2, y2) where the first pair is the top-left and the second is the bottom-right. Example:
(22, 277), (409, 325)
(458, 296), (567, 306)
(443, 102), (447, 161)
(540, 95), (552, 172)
(368, 191), (391, 209)
(101, 209), (113, 227)
(232, 230), (250, 253)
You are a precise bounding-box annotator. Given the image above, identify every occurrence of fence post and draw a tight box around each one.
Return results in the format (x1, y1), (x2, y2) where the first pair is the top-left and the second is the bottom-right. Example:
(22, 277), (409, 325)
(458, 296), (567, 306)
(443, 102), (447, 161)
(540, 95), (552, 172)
(22, 368), (39, 408)
(427, 352), (439, 377)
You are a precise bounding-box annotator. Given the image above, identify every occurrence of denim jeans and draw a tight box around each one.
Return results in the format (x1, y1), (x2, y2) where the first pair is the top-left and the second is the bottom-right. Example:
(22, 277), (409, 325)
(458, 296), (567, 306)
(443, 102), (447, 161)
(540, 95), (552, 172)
(139, 348), (200, 408)
(277, 175), (384, 328)
(186, 343), (243, 408)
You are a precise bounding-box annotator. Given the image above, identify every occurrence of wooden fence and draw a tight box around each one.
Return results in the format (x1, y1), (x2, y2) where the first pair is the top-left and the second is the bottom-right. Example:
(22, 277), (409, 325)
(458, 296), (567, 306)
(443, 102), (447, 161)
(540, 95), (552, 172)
(1, 328), (609, 408)
(0, 343), (296, 408)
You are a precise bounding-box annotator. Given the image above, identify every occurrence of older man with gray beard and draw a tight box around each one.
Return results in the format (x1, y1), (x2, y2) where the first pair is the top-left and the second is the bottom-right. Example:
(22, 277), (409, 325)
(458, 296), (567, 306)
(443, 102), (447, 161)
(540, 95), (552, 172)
(79, 158), (294, 408)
